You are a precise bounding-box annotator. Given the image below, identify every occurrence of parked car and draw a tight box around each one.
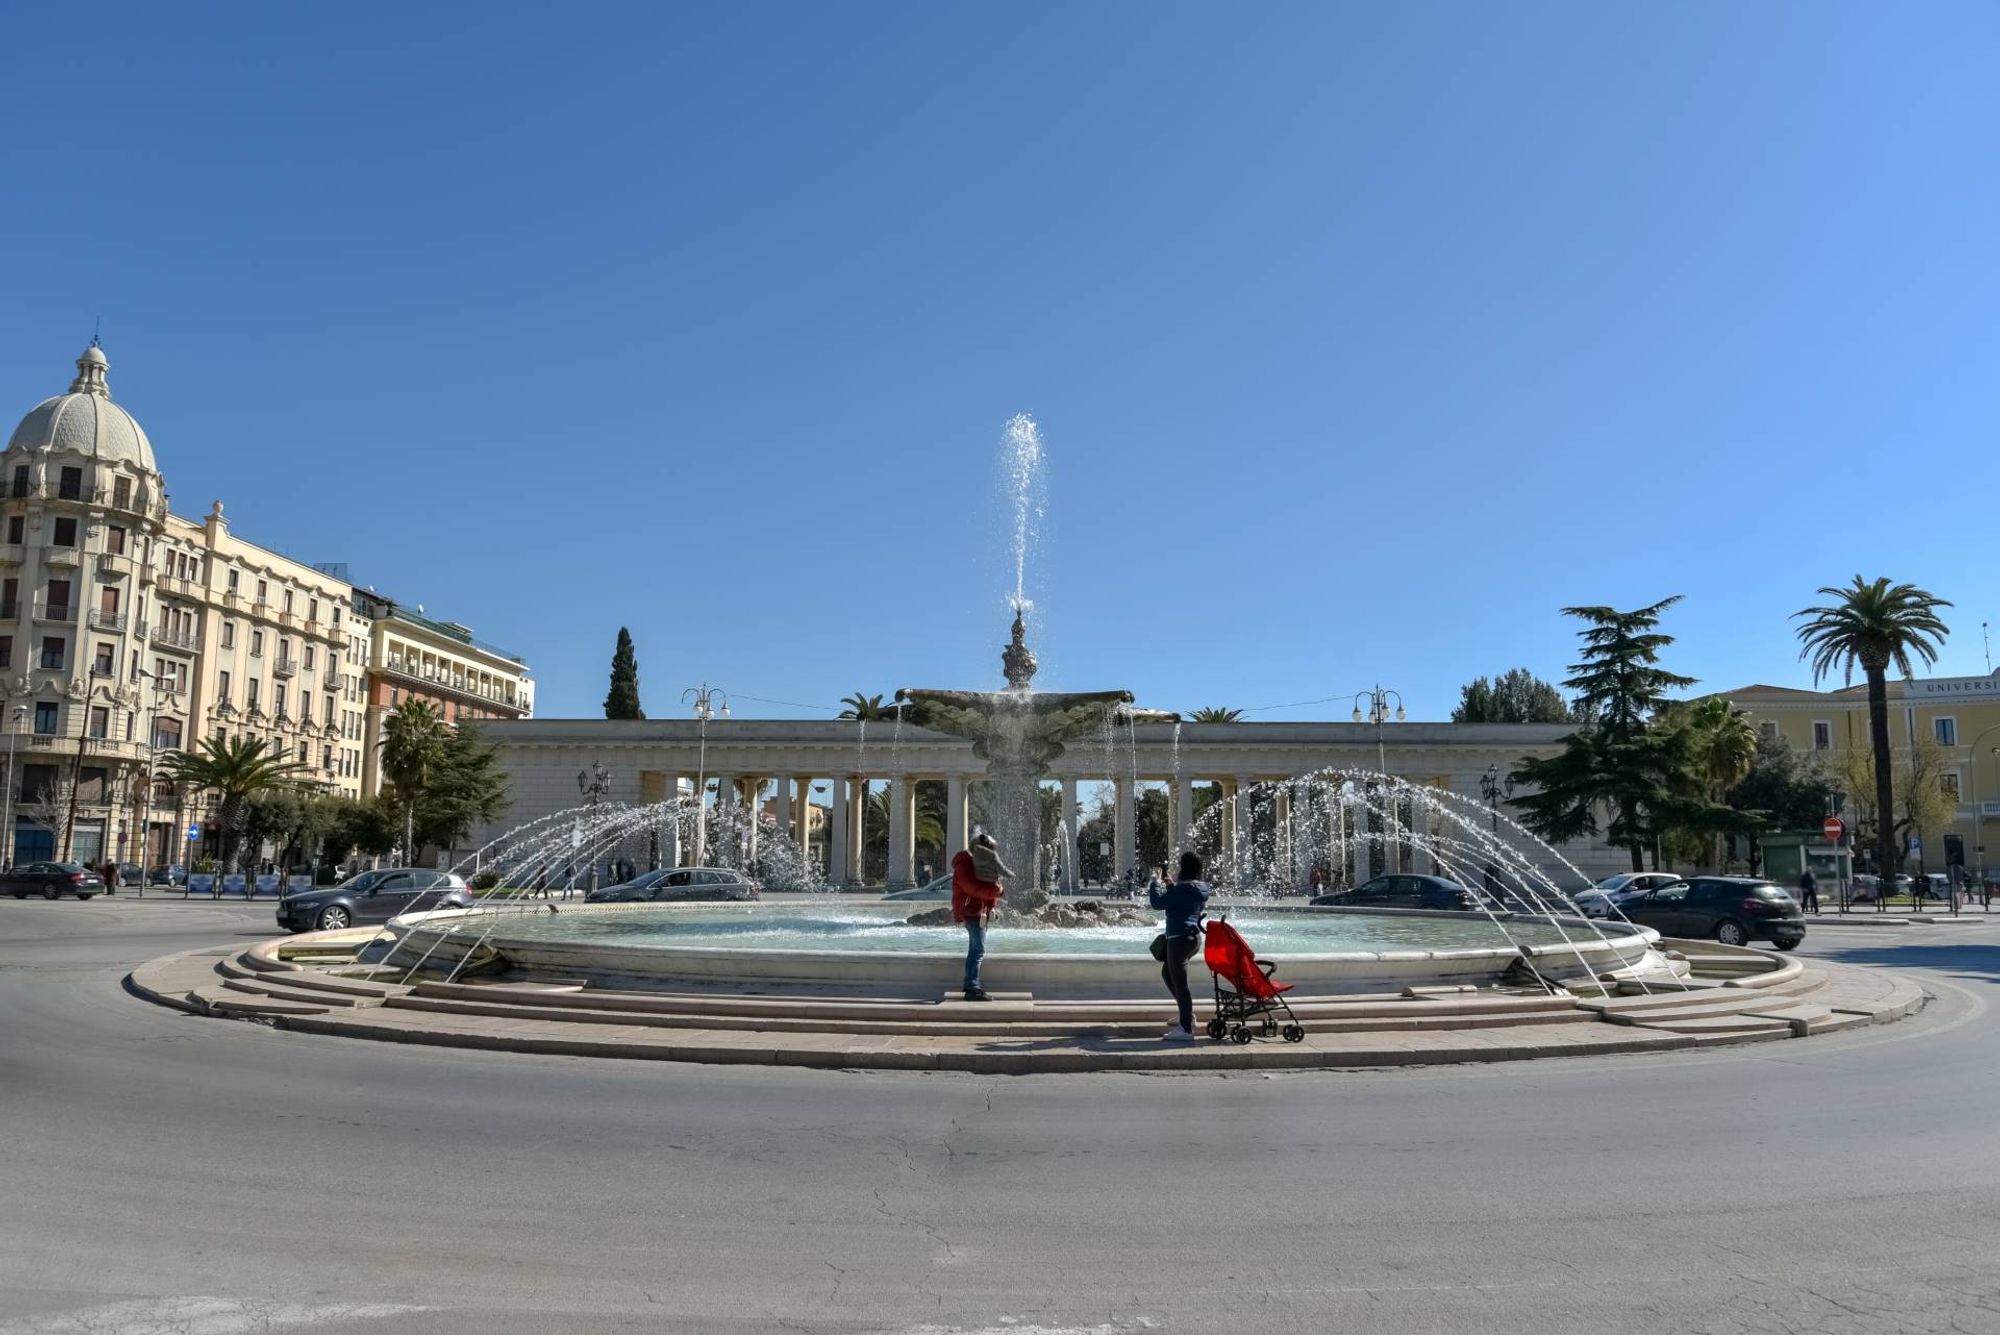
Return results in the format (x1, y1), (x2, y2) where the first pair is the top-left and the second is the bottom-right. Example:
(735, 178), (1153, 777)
(2, 861), (106, 900)
(1616, 876), (1805, 949)
(583, 869), (676, 903)
(882, 873), (952, 902)
(1575, 873), (1687, 919)
(276, 868), (472, 933)
(1852, 874), (1912, 902)
(148, 865), (188, 887)
(1310, 873), (1479, 912)
(117, 862), (143, 888)
(586, 867), (759, 904)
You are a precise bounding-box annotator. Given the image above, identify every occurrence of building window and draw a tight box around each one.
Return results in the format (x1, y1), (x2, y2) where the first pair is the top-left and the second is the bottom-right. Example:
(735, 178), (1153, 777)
(1809, 721), (1831, 751)
(274, 683), (287, 717)
(221, 621), (235, 649)
(57, 466), (82, 501)
(227, 568), (239, 593)
(247, 679), (260, 712)
(250, 629), (263, 657)
(11, 465), (28, 499)
(218, 669), (231, 704)
(153, 718), (181, 753)
(112, 476), (130, 509)
(52, 517), (77, 548)
(308, 598), (318, 622)
(39, 636), (64, 670)
(92, 643), (113, 675)
(283, 589), (294, 614)
(5, 516), (20, 545)
(0, 636), (11, 669)
(33, 702), (57, 735)
(104, 525), (125, 556)
(88, 706), (108, 740)
(1942, 772), (1962, 801)
(1935, 717), (1958, 747)
(304, 645), (315, 671)
(1759, 721), (1779, 742)
(256, 579), (268, 604)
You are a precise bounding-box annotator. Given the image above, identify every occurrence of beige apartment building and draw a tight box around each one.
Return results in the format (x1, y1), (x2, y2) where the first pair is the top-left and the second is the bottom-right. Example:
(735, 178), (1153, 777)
(0, 343), (368, 868)
(350, 588), (533, 799)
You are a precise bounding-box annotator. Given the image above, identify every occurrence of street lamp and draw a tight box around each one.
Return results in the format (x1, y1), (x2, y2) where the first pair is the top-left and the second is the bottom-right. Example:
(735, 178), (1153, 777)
(134, 670), (177, 894)
(575, 760), (612, 892)
(1479, 763), (1515, 833)
(1, 703), (24, 871)
(681, 684), (728, 867)
(1350, 686), (1406, 775)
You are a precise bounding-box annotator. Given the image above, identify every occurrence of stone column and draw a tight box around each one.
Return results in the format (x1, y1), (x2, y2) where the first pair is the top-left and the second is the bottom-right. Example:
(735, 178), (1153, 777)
(1234, 776), (1256, 888)
(849, 777), (868, 883)
(1113, 776), (1135, 883)
(887, 774), (913, 890)
(1174, 776), (1194, 853)
(793, 777), (813, 862)
(664, 774), (685, 868)
(828, 776), (850, 887)
(691, 775), (710, 869)
(945, 775), (967, 861)
(743, 778), (762, 865)
(775, 776), (794, 850)
(1061, 777), (1080, 893)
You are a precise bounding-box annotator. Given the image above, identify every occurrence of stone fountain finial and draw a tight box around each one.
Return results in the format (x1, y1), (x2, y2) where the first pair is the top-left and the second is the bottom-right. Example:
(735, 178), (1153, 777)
(1002, 609), (1037, 690)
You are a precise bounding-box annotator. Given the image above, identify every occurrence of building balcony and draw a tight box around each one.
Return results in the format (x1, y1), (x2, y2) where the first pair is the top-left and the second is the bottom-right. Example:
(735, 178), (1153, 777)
(33, 602), (76, 623)
(150, 624), (199, 652)
(374, 656), (530, 716)
(26, 733), (59, 749)
(0, 602), (16, 620)
(89, 662), (116, 679)
(273, 655), (298, 678)
(87, 609), (127, 632)
(44, 547), (80, 568)
(95, 551), (137, 579)
(276, 608), (300, 629)
(0, 545), (22, 566)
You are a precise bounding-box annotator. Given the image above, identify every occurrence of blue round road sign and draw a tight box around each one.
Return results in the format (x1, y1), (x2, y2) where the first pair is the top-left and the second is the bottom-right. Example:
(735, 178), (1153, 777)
(186, 823), (202, 841)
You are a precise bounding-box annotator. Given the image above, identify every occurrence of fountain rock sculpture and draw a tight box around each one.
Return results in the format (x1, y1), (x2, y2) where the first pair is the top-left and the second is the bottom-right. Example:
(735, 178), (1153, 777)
(897, 611), (1174, 921)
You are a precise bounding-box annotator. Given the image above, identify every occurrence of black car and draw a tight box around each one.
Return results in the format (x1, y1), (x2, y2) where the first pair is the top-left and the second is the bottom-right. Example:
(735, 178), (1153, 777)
(1617, 876), (1805, 950)
(275, 868), (473, 933)
(3, 861), (106, 900)
(585, 867), (759, 904)
(1310, 873), (1478, 912)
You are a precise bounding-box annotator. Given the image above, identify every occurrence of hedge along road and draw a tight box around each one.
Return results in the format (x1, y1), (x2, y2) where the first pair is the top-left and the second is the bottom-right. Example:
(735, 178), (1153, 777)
(1, 898), (1996, 1335)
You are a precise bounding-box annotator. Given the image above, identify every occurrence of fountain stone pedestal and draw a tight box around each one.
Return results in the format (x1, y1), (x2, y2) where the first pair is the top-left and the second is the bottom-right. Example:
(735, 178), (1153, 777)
(898, 613), (1174, 917)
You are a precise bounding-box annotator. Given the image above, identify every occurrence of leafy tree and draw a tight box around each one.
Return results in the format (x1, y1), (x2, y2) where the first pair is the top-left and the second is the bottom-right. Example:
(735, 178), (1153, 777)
(1725, 734), (1841, 840)
(837, 693), (898, 721)
(166, 736), (309, 871)
(1676, 696), (1760, 869)
(380, 699), (450, 859)
(603, 627), (645, 719)
(1452, 669), (1574, 724)
(322, 795), (399, 868)
(1795, 576), (1951, 884)
(1510, 599), (1697, 871)
(1187, 707), (1243, 723)
(1840, 736), (1957, 872)
(410, 723), (511, 856)
(864, 783), (946, 881)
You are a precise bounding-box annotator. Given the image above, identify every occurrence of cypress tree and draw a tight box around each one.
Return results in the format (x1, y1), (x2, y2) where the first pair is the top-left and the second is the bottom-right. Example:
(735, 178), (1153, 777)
(604, 627), (645, 719)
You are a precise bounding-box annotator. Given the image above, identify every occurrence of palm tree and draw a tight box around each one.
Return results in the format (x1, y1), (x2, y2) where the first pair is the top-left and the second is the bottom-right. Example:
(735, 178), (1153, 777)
(1795, 577), (1952, 885)
(1187, 707), (1243, 723)
(380, 699), (450, 859)
(837, 692), (898, 721)
(166, 736), (309, 871)
(1684, 696), (1759, 869)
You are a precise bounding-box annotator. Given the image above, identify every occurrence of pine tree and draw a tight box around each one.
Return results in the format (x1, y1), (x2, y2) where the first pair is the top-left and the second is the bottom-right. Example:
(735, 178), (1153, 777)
(605, 627), (645, 719)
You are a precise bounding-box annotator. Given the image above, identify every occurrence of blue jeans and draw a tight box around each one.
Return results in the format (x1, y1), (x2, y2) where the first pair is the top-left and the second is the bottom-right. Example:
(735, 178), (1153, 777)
(963, 919), (986, 991)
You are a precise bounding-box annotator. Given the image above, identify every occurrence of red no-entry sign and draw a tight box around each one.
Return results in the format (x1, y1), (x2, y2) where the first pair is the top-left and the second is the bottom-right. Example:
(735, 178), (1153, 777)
(1823, 816), (1846, 842)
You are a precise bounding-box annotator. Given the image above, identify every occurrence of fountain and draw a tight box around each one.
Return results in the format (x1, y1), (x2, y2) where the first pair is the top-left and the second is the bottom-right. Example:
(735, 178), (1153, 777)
(896, 609), (1174, 917)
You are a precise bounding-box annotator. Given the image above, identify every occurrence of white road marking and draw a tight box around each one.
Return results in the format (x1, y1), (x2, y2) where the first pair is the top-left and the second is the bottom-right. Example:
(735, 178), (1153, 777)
(0, 1297), (427, 1335)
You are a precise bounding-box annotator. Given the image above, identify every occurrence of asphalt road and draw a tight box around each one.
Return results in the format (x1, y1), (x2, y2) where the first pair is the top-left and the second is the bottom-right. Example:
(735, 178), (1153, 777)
(2, 898), (1997, 1335)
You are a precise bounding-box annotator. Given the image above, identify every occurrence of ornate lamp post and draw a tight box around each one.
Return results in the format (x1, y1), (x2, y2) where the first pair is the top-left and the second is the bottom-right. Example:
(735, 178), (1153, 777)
(1, 702), (25, 870)
(1351, 685), (1406, 776)
(1479, 763), (1516, 833)
(681, 684), (728, 867)
(575, 760), (612, 891)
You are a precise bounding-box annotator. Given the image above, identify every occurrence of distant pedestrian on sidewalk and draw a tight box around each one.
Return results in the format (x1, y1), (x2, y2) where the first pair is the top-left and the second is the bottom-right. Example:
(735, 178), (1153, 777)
(1799, 867), (1819, 913)
(952, 832), (1009, 1002)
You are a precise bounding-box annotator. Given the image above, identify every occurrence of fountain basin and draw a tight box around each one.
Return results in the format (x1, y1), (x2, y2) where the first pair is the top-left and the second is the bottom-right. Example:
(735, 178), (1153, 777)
(390, 900), (1666, 999)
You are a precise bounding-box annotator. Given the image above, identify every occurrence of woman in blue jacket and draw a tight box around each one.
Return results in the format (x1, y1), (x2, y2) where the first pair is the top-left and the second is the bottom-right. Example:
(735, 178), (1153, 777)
(1149, 850), (1211, 1041)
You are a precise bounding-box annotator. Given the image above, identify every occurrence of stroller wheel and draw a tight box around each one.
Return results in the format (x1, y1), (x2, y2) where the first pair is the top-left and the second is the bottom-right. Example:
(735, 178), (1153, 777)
(1282, 1024), (1305, 1044)
(1230, 1026), (1252, 1044)
(1205, 1018), (1227, 1040)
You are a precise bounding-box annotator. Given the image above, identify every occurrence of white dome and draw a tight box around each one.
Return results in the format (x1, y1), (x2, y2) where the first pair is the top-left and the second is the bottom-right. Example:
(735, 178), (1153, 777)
(5, 344), (157, 472)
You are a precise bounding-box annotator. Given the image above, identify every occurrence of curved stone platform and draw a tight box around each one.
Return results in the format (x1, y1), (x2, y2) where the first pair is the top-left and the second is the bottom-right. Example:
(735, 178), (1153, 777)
(125, 927), (1928, 1073)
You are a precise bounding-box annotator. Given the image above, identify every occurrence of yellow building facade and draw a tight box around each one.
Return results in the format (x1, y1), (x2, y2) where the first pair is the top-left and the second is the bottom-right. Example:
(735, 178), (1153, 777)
(1723, 670), (2000, 872)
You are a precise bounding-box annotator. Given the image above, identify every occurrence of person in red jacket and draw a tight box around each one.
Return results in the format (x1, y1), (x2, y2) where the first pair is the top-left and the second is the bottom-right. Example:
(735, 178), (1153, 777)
(951, 832), (1010, 1001)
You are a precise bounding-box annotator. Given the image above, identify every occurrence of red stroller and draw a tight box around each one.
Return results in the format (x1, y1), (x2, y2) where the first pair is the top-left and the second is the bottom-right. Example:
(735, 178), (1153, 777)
(1202, 916), (1305, 1044)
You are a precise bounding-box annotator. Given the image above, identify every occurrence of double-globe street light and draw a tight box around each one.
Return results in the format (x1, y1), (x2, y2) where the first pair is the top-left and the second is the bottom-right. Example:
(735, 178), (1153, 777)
(681, 684), (729, 868)
(1352, 686), (1406, 874)
(574, 760), (612, 892)
(1479, 763), (1516, 833)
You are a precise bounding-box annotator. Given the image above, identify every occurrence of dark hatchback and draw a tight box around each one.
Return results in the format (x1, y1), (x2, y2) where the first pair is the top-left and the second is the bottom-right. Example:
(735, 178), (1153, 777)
(1617, 876), (1805, 950)
(586, 867), (759, 904)
(276, 869), (472, 933)
(3, 861), (107, 900)
(1310, 873), (1479, 912)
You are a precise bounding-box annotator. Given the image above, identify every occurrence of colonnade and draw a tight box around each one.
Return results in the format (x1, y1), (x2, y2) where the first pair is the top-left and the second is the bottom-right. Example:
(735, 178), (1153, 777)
(643, 768), (1446, 892)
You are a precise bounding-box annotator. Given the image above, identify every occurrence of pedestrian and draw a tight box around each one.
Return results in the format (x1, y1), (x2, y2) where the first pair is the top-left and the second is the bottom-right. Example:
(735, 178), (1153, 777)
(1799, 866), (1819, 914)
(951, 832), (1009, 1002)
(1149, 850), (1212, 1042)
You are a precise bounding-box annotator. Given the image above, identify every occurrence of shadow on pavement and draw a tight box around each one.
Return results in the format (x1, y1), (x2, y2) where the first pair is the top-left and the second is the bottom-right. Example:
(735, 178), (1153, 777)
(1816, 941), (2000, 987)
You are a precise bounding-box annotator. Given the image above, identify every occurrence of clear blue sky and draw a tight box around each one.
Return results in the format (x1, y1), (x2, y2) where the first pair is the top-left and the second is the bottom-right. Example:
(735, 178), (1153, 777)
(4, 4), (1996, 720)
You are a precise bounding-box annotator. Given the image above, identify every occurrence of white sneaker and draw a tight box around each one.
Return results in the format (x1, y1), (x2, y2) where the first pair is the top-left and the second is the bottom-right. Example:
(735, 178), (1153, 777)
(1162, 1025), (1197, 1042)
